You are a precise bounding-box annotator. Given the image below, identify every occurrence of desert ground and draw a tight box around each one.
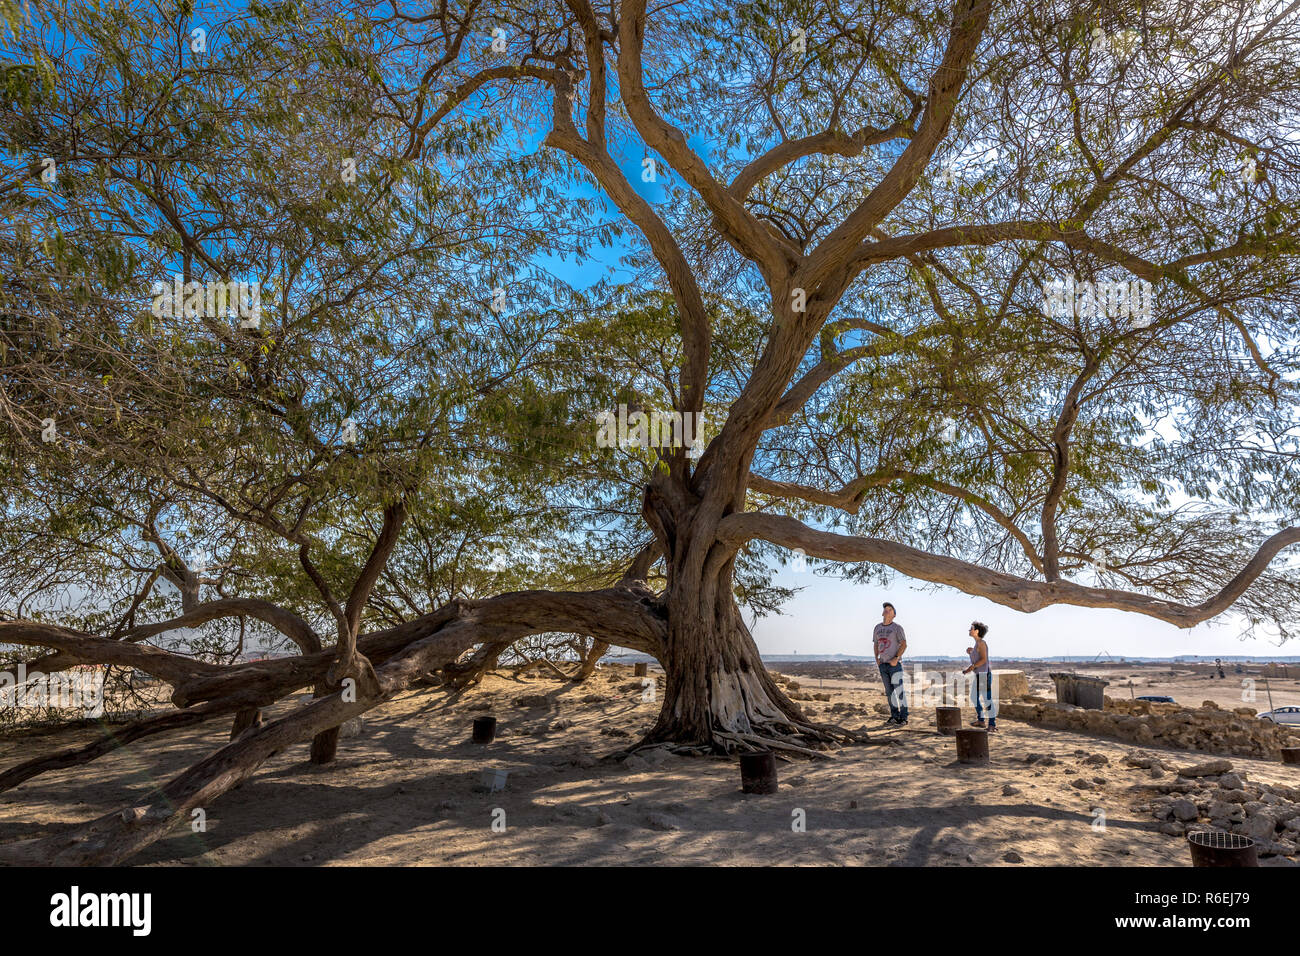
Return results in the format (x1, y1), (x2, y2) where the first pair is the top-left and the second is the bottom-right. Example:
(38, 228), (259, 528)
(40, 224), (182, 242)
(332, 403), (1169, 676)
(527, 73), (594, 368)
(780, 658), (1300, 712)
(2, 659), (1298, 866)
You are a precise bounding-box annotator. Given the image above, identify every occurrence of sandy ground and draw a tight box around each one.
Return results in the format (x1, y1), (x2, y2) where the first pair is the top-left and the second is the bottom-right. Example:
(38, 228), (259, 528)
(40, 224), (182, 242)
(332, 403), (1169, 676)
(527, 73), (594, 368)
(1, 663), (1298, 866)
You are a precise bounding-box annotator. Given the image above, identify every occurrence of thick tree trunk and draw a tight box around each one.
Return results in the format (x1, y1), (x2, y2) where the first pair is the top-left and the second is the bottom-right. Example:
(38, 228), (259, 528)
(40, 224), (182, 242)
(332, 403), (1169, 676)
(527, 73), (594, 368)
(644, 582), (833, 754)
(640, 506), (854, 754)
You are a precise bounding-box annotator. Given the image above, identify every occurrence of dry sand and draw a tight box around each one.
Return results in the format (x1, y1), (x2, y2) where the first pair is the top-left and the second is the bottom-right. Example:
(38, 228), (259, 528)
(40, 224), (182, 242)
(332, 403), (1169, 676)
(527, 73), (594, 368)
(1, 662), (1298, 866)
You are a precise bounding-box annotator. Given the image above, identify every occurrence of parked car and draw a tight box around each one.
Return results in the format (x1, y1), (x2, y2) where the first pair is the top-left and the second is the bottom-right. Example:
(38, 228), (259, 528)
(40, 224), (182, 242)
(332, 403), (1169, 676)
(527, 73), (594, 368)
(1136, 695), (1175, 704)
(1257, 705), (1300, 726)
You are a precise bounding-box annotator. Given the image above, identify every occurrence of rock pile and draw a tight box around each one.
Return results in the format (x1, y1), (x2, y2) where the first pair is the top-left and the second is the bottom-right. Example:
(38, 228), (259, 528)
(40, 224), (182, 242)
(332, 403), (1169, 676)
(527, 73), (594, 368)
(997, 695), (1299, 759)
(1134, 756), (1300, 862)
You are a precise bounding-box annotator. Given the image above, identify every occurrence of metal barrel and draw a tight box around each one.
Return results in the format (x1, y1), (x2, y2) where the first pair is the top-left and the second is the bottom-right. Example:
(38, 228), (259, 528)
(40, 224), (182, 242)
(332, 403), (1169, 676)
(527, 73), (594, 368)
(740, 751), (779, 794)
(471, 716), (497, 744)
(936, 706), (962, 735)
(954, 728), (990, 765)
(1187, 830), (1258, 867)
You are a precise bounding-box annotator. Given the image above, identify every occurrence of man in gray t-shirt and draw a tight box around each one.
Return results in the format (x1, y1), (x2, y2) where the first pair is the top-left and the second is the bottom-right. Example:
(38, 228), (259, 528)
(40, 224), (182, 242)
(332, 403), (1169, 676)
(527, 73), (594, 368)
(873, 602), (908, 725)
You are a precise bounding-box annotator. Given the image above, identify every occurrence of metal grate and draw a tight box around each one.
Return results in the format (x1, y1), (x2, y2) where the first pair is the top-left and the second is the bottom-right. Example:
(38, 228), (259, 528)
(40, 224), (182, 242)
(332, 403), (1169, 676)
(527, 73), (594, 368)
(1188, 830), (1254, 850)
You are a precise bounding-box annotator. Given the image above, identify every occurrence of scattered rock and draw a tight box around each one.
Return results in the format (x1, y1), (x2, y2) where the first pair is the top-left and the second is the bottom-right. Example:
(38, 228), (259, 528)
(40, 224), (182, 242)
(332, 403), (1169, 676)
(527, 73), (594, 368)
(1083, 753), (1109, 767)
(1002, 850), (1024, 863)
(1158, 821), (1187, 836)
(644, 812), (680, 832)
(1171, 799), (1199, 822)
(515, 694), (550, 709)
(1180, 759), (1234, 778)
(621, 755), (650, 772)
(1002, 783), (1022, 797)
(1218, 772), (1244, 790)
(549, 718), (574, 731)
(637, 746), (675, 767)
(1070, 778), (1092, 790)
(1242, 815), (1278, 841)
(1207, 801), (1242, 823)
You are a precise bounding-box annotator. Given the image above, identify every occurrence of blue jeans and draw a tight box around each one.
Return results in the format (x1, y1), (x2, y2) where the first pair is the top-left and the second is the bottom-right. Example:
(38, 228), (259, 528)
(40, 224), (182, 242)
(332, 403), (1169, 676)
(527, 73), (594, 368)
(972, 671), (996, 726)
(878, 662), (908, 720)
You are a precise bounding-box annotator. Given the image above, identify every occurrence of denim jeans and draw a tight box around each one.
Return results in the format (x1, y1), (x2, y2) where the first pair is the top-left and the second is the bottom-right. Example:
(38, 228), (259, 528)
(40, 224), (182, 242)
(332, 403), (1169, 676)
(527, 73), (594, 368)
(878, 662), (908, 720)
(972, 671), (996, 726)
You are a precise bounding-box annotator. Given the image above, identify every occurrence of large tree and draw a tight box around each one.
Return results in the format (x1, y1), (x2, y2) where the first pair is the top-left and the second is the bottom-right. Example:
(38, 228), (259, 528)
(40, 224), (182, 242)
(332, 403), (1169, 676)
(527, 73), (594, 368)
(2, 0), (1300, 864)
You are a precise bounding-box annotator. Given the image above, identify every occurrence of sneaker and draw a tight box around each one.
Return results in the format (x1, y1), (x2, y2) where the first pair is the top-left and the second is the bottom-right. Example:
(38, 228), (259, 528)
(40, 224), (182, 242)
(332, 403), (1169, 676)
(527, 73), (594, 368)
(897, 717), (909, 726)
(987, 723), (997, 732)
(884, 716), (900, 726)
(970, 718), (986, 728)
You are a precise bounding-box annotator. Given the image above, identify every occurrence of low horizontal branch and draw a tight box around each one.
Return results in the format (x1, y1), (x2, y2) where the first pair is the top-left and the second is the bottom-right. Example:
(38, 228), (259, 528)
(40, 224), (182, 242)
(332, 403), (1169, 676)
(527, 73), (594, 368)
(717, 511), (1300, 628)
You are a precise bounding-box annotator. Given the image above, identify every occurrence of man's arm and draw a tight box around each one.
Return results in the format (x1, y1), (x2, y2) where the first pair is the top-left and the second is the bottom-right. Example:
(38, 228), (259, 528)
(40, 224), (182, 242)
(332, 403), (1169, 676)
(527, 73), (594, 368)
(891, 628), (906, 666)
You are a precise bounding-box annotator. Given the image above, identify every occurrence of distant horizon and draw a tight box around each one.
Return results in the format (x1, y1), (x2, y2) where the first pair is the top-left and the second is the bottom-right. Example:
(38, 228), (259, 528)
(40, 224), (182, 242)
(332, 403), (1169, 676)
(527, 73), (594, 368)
(744, 563), (1296, 661)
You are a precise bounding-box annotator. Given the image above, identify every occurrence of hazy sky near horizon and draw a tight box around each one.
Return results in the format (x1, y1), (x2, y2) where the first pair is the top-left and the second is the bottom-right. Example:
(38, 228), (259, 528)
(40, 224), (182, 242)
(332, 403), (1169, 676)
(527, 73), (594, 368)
(748, 564), (1287, 660)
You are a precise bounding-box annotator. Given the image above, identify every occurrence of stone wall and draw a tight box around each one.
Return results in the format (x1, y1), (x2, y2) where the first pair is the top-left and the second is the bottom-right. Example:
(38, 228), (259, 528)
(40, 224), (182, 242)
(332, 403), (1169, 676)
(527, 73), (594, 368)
(992, 670), (1030, 700)
(997, 695), (1300, 760)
